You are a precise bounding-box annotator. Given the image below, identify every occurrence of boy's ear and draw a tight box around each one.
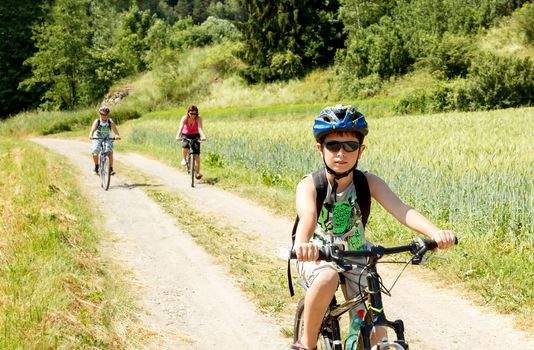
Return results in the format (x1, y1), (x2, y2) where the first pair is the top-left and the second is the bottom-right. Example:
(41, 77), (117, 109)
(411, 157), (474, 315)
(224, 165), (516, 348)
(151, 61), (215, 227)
(358, 144), (366, 157)
(316, 142), (323, 153)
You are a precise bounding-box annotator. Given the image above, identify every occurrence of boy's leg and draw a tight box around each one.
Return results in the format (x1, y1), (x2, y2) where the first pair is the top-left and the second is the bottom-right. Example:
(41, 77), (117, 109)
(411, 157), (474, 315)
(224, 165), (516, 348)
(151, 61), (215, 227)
(301, 268), (339, 349)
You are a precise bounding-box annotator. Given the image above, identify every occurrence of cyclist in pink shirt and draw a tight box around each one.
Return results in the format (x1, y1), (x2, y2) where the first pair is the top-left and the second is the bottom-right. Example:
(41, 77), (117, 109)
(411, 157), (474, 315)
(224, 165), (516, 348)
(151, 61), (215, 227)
(175, 105), (207, 179)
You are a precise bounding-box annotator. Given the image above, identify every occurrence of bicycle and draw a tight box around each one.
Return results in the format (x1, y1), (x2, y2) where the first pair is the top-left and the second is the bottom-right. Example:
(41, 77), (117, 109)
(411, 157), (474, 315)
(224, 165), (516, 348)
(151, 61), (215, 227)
(178, 137), (202, 188)
(91, 136), (118, 191)
(290, 238), (457, 350)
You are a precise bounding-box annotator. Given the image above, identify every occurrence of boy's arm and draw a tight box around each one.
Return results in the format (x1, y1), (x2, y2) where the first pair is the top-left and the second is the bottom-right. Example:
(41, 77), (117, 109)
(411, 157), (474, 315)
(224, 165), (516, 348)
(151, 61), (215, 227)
(366, 172), (456, 249)
(198, 116), (206, 140)
(88, 120), (98, 139)
(294, 176), (320, 261)
(176, 116), (185, 140)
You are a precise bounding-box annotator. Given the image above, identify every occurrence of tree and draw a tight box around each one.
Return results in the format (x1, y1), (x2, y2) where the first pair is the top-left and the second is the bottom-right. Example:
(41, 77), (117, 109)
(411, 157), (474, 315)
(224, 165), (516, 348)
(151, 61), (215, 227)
(20, 0), (95, 109)
(235, 0), (344, 82)
(0, 0), (47, 118)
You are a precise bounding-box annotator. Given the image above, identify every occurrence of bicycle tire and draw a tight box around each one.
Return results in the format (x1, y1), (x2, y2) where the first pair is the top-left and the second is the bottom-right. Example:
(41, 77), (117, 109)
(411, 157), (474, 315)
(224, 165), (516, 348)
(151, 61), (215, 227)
(103, 154), (111, 190)
(99, 153), (105, 188)
(190, 153), (195, 188)
(185, 153), (191, 174)
(293, 297), (336, 350)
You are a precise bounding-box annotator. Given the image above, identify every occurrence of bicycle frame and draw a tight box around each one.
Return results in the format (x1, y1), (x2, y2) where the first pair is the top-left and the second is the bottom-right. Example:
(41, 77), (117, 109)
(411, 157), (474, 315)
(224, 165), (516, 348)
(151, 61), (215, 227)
(292, 239), (452, 350)
(300, 264), (407, 350)
(92, 137), (114, 191)
(182, 138), (201, 188)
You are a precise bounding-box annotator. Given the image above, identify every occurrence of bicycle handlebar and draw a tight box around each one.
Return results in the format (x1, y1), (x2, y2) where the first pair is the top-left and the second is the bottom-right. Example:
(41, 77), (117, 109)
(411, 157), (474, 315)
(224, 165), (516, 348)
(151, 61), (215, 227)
(90, 137), (120, 140)
(290, 237), (458, 265)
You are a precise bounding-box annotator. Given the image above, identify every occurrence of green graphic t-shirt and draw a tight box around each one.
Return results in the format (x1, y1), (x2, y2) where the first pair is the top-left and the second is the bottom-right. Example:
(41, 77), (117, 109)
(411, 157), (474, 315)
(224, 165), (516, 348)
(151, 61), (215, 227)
(312, 180), (366, 252)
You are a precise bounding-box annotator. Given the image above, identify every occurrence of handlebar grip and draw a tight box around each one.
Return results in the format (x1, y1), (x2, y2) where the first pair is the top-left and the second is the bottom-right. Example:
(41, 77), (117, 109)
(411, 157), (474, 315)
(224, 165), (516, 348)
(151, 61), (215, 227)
(289, 248), (330, 261)
(422, 237), (459, 250)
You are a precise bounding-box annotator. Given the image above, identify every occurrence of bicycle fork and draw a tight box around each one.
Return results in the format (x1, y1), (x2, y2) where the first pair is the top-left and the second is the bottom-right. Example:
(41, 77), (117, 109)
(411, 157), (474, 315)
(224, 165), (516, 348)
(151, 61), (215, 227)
(361, 270), (408, 350)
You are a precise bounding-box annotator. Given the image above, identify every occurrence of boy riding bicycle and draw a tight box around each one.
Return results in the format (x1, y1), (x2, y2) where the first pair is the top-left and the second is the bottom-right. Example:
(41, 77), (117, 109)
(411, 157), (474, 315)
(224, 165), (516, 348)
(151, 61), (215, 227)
(89, 106), (121, 175)
(291, 105), (456, 350)
(175, 105), (207, 180)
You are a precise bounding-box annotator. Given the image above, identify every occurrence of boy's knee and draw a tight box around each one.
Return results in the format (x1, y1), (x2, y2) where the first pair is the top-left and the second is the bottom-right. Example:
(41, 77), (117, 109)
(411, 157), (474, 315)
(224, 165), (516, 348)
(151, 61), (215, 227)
(313, 270), (339, 289)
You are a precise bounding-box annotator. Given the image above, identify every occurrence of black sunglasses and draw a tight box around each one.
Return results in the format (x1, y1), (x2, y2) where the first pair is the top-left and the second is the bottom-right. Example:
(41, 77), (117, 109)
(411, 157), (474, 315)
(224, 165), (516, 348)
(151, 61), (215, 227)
(323, 140), (361, 152)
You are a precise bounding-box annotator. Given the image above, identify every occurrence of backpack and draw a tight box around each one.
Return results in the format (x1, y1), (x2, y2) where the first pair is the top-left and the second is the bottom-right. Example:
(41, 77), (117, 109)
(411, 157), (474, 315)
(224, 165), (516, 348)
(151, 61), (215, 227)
(287, 168), (371, 296)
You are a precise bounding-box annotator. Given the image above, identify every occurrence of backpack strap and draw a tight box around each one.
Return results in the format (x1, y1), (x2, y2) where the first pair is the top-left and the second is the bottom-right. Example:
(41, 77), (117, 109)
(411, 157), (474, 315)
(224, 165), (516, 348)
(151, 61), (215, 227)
(353, 169), (371, 227)
(287, 168), (371, 296)
(288, 169), (329, 296)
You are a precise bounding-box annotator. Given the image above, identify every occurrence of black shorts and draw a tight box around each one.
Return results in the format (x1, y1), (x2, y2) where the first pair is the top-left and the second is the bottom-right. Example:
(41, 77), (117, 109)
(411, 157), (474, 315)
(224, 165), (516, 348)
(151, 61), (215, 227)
(182, 134), (201, 154)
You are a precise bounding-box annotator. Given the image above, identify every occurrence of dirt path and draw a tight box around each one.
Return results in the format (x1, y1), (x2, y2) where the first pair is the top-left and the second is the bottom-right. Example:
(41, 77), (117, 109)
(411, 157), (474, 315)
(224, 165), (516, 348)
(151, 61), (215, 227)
(31, 138), (286, 349)
(32, 138), (533, 350)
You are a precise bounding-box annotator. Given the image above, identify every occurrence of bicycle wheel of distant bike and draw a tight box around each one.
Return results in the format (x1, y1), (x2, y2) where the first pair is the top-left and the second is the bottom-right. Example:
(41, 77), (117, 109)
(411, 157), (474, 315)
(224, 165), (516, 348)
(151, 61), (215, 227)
(100, 153), (111, 190)
(189, 153), (195, 187)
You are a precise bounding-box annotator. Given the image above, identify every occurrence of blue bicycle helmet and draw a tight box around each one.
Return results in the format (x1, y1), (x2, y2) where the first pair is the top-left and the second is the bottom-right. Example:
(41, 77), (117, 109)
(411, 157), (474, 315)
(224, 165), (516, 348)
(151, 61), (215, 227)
(313, 104), (368, 142)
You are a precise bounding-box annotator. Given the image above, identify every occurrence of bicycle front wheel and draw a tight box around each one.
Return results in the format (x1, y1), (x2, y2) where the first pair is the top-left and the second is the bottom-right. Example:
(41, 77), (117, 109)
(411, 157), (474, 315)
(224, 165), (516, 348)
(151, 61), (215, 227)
(190, 154), (195, 187)
(294, 297), (338, 350)
(101, 154), (111, 190)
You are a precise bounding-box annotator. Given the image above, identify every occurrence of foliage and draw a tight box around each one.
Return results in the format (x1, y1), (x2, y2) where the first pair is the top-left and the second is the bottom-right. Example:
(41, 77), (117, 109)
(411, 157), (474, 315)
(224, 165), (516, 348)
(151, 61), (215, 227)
(396, 51), (534, 114)
(0, 0), (46, 118)
(20, 0), (95, 110)
(337, 16), (411, 79)
(464, 52), (534, 110)
(418, 33), (473, 79)
(516, 1), (534, 44)
(112, 4), (156, 75)
(170, 16), (239, 50)
(338, 0), (529, 87)
(148, 43), (243, 106)
(235, 0), (344, 82)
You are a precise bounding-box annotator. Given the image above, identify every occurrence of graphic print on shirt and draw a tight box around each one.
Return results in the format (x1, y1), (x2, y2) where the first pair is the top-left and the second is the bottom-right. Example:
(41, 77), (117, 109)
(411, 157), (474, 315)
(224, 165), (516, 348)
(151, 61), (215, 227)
(95, 119), (111, 138)
(315, 193), (365, 251)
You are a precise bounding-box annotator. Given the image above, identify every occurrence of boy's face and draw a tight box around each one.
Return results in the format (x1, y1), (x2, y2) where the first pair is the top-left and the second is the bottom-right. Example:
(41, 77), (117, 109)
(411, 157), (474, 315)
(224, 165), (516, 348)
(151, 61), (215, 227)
(316, 132), (365, 173)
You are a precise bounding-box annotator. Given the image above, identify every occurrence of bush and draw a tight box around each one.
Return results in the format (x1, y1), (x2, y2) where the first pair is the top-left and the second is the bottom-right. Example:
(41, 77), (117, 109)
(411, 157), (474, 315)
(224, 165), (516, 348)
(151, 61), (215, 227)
(419, 33), (473, 79)
(396, 53), (534, 114)
(339, 16), (411, 79)
(516, 1), (534, 44)
(464, 53), (534, 110)
(170, 17), (239, 51)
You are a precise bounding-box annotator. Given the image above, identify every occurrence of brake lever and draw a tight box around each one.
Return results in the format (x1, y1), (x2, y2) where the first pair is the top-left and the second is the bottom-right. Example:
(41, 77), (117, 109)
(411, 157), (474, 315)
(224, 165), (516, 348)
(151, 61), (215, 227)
(413, 253), (449, 265)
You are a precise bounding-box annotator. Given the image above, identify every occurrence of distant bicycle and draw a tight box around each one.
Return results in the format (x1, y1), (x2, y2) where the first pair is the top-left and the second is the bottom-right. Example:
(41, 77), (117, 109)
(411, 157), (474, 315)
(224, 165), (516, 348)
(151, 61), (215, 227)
(91, 136), (118, 191)
(177, 137), (203, 188)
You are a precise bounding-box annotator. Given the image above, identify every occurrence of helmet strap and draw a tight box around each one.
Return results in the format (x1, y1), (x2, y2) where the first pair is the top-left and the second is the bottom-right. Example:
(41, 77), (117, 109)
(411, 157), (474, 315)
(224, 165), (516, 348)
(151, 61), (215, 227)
(322, 156), (360, 204)
(321, 149), (361, 203)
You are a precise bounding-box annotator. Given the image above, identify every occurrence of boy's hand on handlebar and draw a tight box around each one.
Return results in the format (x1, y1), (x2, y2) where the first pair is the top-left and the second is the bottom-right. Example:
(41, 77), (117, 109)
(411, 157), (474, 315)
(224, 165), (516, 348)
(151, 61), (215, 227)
(200, 137), (207, 142)
(294, 242), (320, 262)
(176, 138), (183, 142)
(431, 230), (456, 250)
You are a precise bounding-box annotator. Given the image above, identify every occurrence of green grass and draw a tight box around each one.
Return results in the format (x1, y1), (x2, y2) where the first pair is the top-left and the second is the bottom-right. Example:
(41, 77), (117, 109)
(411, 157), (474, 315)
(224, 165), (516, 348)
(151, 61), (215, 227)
(117, 106), (533, 325)
(0, 138), (142, 349)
